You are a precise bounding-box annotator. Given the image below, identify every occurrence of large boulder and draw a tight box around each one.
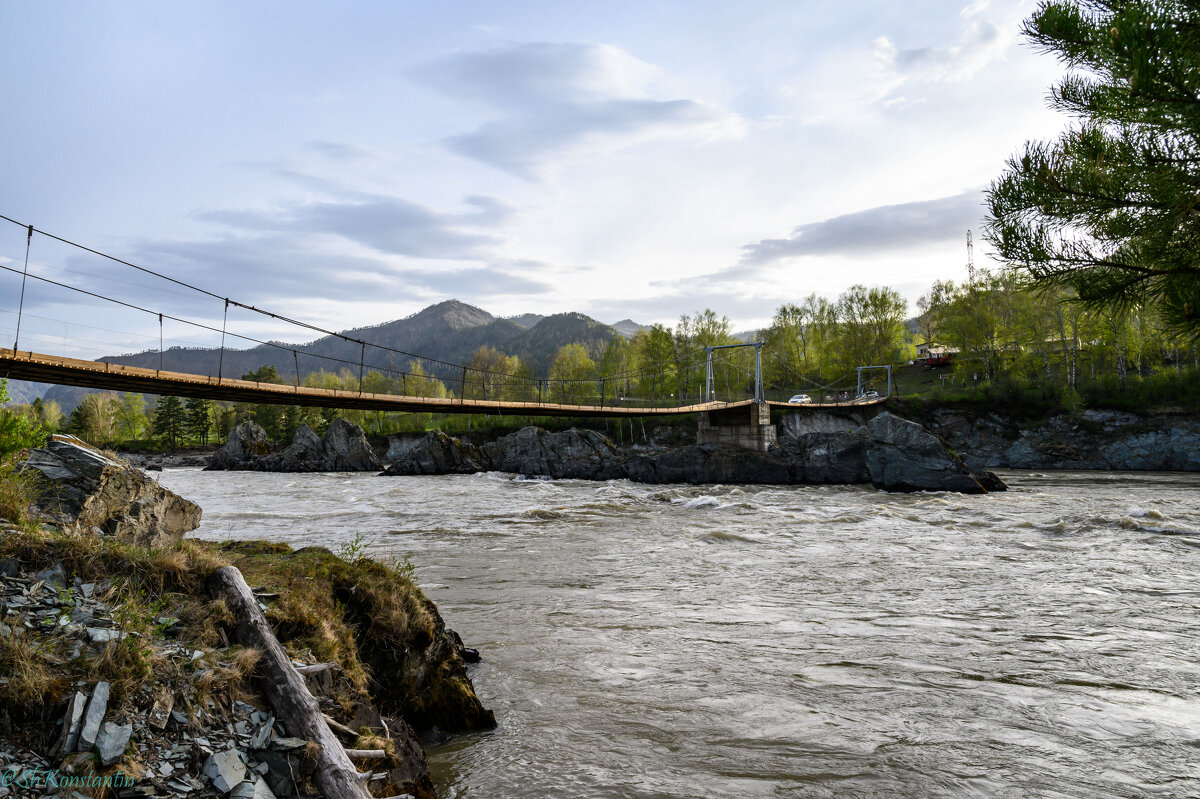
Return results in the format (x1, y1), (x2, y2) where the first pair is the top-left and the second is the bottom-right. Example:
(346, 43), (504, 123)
(206, 422), (272, 471)
(20, 436), (201, 546)
(864, 412), (995, 493)
(382, 431), (485, 476)
(260, 425), (328, 472)
(206, 419), (382, 472)
(323, 418), (383, 471)
(480, 427), (627, 480)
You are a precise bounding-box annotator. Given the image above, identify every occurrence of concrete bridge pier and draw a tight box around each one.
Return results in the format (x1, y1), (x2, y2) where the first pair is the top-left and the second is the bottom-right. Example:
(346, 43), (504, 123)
(697, 403), (776, 452)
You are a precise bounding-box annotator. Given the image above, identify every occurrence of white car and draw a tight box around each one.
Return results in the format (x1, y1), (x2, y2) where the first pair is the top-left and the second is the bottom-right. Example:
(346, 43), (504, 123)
(787, 394), (812, 404)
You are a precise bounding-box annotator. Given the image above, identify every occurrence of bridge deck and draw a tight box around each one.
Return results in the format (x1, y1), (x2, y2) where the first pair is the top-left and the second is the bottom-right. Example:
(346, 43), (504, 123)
(1, 349), (885, 417)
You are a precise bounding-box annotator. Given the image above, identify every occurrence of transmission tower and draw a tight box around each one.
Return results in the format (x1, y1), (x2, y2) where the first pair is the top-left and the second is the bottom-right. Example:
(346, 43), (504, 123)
(966, 229), (975, 283)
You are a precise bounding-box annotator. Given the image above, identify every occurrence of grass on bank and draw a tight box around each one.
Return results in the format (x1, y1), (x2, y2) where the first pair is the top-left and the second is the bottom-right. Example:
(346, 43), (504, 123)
(0, 457), (437, 732)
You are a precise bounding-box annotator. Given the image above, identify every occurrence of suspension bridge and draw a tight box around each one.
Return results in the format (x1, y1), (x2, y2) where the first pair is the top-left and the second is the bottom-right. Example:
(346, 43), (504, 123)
(0, 215), (886, 426)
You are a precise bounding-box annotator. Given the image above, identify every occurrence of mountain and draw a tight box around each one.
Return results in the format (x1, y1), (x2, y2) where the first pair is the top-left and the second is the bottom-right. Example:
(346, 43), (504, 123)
(505, 313), (621, 375)
(40, 300), (622, 410)
(2, 380), (50, 405)
(610, 319), (650, 338)
(506, 313), (545, 329)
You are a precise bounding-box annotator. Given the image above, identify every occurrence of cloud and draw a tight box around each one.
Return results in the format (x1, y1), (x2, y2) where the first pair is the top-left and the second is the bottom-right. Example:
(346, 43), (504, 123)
(737, 190), (985, 268)
(414, 42), (744, 179)
(304, 140), (373, 161)
(49, 188), (549, 317)
(403, 265), (552, 297)
(873, 1), (1016, 92)
(198, 193), (513, 260)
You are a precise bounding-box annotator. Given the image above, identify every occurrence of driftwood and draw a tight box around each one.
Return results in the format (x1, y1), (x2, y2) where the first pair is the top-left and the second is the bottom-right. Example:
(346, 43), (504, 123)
(295, 662), (340, 675)
(208, 566), (372, 799)
(322, 713), (359, 740)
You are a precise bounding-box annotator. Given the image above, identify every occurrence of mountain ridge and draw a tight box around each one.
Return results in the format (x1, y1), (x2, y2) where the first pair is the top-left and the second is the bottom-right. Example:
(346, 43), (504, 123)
(39, 300), (638, 410)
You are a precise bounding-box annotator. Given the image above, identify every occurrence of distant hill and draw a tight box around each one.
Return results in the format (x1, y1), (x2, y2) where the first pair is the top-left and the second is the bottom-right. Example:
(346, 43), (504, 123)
(40, 300), (622, 410)
(506, 313), (545, 329)
(2, 380), (50, 405)
(611, 319), (650, 338)
(505, 313), (620, 374)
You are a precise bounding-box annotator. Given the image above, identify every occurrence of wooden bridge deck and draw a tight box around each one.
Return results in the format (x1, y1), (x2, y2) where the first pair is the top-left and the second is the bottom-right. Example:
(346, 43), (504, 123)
(1, 349), (885, 417)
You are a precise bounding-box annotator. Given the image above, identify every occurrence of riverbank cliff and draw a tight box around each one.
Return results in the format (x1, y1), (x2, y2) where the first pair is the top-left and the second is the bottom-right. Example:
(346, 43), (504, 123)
(1, 436), (492, 799)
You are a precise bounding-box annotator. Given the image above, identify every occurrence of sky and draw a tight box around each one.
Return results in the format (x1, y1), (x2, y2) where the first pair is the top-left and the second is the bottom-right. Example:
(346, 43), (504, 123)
(0, 0), (1070, 358)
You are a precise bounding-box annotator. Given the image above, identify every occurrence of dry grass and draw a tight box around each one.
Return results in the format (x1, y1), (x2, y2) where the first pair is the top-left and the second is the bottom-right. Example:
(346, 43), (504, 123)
(177, 597), (234, 648)
(224, 542), (438, 704)
(187, 646), (262, 718)
(0, 628), (66, 712)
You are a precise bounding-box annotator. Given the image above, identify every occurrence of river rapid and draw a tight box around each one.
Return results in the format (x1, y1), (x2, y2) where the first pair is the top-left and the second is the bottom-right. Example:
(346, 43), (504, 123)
(157, 469), (1200, 799)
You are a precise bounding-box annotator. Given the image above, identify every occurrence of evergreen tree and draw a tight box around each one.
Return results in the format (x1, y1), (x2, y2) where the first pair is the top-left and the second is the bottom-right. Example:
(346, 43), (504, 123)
(184, 397), (213, 445)
(152, 396), (186, 450)
(985, 1), (1200, 335)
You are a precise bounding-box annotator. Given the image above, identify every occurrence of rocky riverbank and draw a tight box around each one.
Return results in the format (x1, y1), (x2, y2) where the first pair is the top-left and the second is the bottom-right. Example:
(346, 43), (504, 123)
(1, 437), (492, 799)
(906, 406), (1200, 472)
(384, 412), (1006, 493)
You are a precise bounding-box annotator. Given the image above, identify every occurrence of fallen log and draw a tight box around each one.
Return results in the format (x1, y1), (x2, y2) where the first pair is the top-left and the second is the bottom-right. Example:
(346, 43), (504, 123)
(208, 565), (372, 799)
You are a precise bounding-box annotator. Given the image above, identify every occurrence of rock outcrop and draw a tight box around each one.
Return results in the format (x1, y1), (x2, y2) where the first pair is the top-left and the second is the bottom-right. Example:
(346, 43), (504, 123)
(382, 419), (1005, 493)
(863, 412), (987, 493)
(923, 407), (1200, 472)
(206, 422), (272, 471)
(383, 431), (486, 476)
(480, 427), (627, 480)
(775, 431), (872, 484)
(19, 436), (202, 546)
(206, 420), (383, 472)
(322, 418), (383, 471)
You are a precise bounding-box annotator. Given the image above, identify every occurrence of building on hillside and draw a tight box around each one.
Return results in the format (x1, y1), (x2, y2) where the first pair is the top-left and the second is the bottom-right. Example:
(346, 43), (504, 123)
(915, 343), (959, 367)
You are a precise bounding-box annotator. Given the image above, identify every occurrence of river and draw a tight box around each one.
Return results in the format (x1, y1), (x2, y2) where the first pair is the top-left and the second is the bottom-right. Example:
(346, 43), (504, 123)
(157, 469), (1200, 798)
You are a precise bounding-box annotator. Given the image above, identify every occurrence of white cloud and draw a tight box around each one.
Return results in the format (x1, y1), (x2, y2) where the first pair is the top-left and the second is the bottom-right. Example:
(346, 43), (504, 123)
(873, 1), (1023, 93)
(414, 42), (746, 179)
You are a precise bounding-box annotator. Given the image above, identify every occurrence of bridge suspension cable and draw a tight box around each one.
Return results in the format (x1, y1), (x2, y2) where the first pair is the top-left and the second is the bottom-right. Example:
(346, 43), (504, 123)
(1, 214), (724, 395)
(2, 215), (765, 411)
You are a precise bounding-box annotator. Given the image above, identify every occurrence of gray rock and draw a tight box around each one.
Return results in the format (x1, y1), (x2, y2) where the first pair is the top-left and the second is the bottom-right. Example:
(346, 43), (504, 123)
(207, 419), (382, 472)
(204, 748), (247, 793)
(34, 563), (67, 591)
(260, 425), (328, 472)
(924, 407), (1200, 472)
(776, 431), (871, 484)
(252, 748), (299, 796)
(206, 422), (272, 471)
(779, 407), (879, 437)
(481, 427), (627, 480)
(322, 417), (383, 471)
(230, 778), (277, 799)
(865, 412), (990, 493)
(0, 558), (19, 578)
(19, 439), (201, 547)
(79, 681), (110, 752)
(87, 627), (126, 643)
(53, 690), (88, 755)
(95, 721), (132, 766)
(383, 431), (485, 476)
